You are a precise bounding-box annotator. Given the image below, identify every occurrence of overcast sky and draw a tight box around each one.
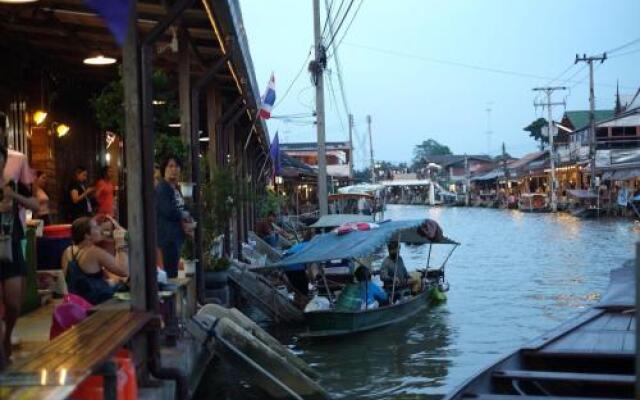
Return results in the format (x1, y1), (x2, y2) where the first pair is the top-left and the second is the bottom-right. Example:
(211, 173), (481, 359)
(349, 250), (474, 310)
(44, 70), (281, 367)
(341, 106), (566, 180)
(239, 0), (640, 169)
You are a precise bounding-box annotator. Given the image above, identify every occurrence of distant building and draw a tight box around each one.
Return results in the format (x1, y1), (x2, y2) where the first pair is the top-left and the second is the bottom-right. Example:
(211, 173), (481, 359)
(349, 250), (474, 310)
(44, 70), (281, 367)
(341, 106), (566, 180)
(280, 141), (353, 181)
(422, 154), (494, 182)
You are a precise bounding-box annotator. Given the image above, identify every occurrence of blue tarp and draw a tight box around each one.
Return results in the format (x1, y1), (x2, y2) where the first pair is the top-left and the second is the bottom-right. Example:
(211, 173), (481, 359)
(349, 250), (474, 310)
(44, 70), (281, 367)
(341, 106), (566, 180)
(267, 219), (458, 269)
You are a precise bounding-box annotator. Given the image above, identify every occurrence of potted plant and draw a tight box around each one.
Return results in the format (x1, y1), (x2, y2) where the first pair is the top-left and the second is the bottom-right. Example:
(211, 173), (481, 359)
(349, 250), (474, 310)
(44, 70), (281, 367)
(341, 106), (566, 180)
(181, 237), (197, 276)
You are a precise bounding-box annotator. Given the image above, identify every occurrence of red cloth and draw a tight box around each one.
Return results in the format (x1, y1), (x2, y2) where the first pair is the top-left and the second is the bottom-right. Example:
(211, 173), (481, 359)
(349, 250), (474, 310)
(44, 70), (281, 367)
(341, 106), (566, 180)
(95, 179), (114, 216)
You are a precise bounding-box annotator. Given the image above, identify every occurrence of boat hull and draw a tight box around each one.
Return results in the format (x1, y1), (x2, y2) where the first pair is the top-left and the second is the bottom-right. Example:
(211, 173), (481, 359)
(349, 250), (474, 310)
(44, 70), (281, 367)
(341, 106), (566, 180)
(302, 289), (432, 338)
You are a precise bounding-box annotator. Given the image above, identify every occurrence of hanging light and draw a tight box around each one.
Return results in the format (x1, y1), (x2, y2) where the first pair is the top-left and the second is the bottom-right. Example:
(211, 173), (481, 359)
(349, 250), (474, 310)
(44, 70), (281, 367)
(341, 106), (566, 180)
(33, 110), (47, 125)
(0, 0), (39, 3)
(54, 123), (70, 137)
(168, 123), (181, 128)
(83, 54), (117, 65)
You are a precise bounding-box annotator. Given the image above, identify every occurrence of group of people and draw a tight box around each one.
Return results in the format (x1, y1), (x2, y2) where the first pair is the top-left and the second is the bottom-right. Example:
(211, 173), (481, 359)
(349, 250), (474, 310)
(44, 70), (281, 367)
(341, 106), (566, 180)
(336, 240), (420, 311)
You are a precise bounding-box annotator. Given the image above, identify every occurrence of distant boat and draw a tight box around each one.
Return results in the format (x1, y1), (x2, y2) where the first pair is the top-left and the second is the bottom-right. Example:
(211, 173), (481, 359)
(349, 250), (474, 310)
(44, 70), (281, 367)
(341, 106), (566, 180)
(444, 265), (635, 399)
(518, 193), (549, 213)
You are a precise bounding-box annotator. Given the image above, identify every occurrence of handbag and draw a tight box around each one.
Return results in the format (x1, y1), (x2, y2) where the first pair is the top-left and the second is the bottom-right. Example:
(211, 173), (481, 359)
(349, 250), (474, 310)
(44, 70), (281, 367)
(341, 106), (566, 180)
(0, 185), (16, 263)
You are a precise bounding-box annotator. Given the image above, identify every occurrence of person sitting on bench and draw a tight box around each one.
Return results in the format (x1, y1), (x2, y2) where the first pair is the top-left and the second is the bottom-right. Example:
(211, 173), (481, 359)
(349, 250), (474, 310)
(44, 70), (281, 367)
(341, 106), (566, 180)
(61, 217), (129, 305)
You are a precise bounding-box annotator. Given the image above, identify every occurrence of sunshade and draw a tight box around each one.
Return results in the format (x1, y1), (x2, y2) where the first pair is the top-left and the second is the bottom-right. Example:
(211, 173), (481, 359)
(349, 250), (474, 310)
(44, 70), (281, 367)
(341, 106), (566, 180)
(596, 264), (634, 309)
(267, 219), (458, 268)
(309, 214), (374, 229)
(567, 189), (598, 199)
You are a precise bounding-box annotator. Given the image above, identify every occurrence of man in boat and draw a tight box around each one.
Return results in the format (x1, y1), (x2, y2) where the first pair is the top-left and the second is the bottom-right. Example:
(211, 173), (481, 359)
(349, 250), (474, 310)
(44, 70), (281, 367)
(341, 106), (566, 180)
(380, 241), (421, 295)
(255, 211), (287, 248)
(282, 229), (314, 307)
(380, 241), (409, 287)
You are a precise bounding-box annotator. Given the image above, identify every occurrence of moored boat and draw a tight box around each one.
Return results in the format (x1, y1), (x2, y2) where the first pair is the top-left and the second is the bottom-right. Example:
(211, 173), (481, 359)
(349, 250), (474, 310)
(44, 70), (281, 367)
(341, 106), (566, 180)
(444, 264), (635, 400)
(518, 193), (549, 213)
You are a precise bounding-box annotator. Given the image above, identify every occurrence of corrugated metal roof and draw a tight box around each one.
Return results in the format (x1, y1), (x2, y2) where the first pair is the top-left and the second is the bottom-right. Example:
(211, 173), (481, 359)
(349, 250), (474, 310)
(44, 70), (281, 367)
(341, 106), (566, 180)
(564, 110), (614, 131)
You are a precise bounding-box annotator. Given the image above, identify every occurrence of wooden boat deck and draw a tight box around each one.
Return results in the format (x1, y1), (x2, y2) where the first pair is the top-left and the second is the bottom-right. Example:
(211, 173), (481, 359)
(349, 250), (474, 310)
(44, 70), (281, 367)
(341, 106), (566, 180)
(445, 265), (635, 399)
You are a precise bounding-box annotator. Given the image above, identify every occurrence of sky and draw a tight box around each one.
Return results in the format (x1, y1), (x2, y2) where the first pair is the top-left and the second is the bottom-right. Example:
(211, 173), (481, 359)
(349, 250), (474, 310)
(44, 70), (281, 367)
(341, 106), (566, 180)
(238, 0), (640, 169)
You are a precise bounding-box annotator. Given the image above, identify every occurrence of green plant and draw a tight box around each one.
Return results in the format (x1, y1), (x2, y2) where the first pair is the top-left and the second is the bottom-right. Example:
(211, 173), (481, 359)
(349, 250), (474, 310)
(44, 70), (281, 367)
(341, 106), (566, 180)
(257, 187), (284, 217)
(92, 70), (181, 162)
(181, 237), (195, 260)
(206, 256), (230, 272)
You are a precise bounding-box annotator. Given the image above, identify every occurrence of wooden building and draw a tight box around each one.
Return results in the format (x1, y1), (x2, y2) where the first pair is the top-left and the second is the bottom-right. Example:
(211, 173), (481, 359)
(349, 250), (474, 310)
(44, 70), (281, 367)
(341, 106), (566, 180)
(0, 1), (272, 397)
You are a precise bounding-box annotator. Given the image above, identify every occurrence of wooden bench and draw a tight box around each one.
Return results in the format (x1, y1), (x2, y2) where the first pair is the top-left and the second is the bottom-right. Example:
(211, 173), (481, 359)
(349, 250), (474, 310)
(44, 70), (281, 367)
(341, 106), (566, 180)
(492, 369), (635, 385)
(0, 309), (153, 400)
(468, 395), (616, 400)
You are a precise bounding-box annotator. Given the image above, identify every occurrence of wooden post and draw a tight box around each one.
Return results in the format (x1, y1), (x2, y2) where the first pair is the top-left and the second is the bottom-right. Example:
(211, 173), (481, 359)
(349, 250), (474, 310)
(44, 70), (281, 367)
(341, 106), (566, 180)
(122, 0), (146, 313)
(206, 87), (220, 175)
(179, 26), (192, 171)
(121, 0), (150, 381)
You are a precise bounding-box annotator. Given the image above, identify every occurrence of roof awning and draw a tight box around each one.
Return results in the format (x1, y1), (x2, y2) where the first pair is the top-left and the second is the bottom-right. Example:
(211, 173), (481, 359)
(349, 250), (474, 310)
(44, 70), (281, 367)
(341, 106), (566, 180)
(567, 189), (598, 199)
(602, 167), (640, 181)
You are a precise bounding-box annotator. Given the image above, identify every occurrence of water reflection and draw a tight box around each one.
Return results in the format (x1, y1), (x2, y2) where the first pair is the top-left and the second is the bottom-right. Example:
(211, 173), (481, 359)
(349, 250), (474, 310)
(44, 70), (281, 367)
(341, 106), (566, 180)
(288, 205), (636, 399)
(296, 307), (452, 399)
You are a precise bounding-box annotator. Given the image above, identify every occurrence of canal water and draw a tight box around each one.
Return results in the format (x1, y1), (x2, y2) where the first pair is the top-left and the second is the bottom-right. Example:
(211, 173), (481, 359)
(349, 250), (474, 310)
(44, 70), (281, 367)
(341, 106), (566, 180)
(199, 205), (638, 399)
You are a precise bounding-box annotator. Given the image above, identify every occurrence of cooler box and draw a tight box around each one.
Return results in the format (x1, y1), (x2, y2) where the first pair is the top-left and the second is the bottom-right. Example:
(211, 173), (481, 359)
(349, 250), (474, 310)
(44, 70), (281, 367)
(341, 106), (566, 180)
(37, 225), (72, 270)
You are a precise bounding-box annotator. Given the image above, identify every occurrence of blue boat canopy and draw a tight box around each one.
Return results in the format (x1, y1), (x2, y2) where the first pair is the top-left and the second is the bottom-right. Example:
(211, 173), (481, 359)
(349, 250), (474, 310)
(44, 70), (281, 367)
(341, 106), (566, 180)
(266, 219), (458, 269)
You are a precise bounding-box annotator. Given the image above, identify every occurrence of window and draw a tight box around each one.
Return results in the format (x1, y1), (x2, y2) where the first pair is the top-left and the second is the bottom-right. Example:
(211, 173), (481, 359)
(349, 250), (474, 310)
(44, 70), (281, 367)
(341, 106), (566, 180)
(623, 126), (637, 137)
(612, 127), (624, 136)
(596, 127), (608, 138)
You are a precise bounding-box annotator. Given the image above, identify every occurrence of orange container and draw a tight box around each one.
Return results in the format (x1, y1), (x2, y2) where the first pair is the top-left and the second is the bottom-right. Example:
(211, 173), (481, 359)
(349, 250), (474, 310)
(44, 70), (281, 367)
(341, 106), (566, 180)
(69, 349), (137, 400)
(43, 224), (72, 238)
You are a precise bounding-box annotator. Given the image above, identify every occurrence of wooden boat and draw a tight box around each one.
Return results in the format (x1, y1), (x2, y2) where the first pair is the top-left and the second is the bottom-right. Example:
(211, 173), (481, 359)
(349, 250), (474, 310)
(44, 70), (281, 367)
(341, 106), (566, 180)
(518, 193), (549, 213)
(265, 219), (459, 338)
(444, 265), (635, 400)
(303, 286), (441, 338)
(567, 189), (603, 218)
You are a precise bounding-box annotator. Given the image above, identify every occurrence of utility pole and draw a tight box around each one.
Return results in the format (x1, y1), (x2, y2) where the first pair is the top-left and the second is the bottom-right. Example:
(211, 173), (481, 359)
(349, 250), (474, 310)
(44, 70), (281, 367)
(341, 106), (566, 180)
(367, 115), (375, 183)
(575, 53), (607, 191)
(533, 86), (566, 213)
(485, 104), (493, 156)
(464, 154), (470, 206)
(312, 0), (328, 216)
(348, 113), (354, 180)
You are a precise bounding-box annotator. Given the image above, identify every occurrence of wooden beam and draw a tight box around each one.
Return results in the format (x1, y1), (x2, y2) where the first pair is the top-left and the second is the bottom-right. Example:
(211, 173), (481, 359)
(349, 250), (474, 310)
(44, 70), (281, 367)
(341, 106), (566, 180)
(178, 25), (192, 170)
(122, 0), (146, 312)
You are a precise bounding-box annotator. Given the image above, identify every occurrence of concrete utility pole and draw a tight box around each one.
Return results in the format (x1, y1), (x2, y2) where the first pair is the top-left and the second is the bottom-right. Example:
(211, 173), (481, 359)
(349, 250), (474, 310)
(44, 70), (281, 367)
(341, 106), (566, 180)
(367, 115), (375, 183)
(575, 53), (607, 191)
(348, 113), (354, 180)
(464, 154), (470, 206)
(485, 104), (493, 156)
(312, 0), (328, 215)
(533, 86), (566, 212)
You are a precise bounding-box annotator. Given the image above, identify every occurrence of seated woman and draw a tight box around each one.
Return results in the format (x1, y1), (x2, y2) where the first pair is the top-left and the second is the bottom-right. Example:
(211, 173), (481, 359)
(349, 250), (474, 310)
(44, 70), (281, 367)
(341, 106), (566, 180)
(61, 217), (128, 305)
(335, 266), (388, 311)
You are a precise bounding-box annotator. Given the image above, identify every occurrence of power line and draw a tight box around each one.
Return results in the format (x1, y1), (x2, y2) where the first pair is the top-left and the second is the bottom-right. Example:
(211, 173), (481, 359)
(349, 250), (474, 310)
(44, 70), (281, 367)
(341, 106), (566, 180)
(608, 47), (640, 59)
(331, 0), (363, 54)
(606, 36), (640, 54)
(325, 0), (356, 48)
(342, 42), (634, 90)
(322, 0), (344, 42)
(274, 49), (312, 109)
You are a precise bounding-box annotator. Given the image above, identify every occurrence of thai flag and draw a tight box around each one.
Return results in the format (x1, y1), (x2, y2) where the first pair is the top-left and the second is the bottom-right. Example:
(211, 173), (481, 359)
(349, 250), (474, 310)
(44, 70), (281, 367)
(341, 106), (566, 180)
(259, 74), (276, 120)
(85, 0), (130, 46)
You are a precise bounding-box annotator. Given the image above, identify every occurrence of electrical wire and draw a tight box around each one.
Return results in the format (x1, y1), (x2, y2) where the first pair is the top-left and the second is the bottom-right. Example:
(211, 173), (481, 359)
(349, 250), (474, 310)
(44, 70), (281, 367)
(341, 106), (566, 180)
(322, 0), (345, 43)
(325, 0), (356, 48)
(606, 36), (640, 55)
(274, 48), (312, 109)
(326, 69), (347, 133)
(330, 0), (364, 55)
(343, 41), (630, 90)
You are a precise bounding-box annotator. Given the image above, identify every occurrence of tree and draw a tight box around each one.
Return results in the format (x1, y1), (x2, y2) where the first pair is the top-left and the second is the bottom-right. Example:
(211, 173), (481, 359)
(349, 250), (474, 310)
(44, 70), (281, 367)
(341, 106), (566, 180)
(523, 118), (549, 151)
(411, 139), (452, 169)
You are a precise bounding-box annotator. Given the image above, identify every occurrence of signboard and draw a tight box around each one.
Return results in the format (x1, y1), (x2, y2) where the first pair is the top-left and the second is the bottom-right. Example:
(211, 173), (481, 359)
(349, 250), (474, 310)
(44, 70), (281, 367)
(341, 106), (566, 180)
(595, 150), (611, 168)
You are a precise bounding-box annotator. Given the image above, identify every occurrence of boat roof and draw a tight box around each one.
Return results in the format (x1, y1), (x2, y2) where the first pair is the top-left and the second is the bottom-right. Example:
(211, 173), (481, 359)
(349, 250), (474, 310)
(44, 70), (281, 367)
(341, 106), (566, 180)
(308, 214), (374, 229)
(328, 193), (374, 201)
(267, 219), (459, 268)
(597, 264), (634, 309)
(520, 193), (547, 198)
(337, 184), (385, 195)
(567, 189), (598, 199)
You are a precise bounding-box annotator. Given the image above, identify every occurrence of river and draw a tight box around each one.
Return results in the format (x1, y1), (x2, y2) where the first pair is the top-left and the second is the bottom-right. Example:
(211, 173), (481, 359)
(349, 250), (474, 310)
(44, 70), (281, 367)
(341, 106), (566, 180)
(200, 205), (638, 399)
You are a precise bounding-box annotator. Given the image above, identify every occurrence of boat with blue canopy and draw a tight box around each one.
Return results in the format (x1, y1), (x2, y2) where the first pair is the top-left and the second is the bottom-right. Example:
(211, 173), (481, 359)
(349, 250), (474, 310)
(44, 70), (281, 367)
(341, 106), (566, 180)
(263, 219), (459, 338)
